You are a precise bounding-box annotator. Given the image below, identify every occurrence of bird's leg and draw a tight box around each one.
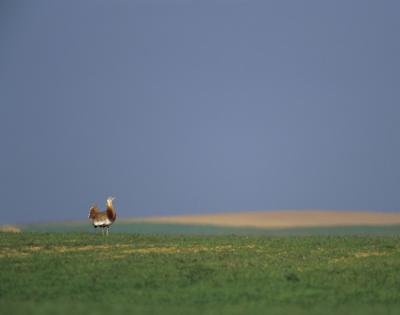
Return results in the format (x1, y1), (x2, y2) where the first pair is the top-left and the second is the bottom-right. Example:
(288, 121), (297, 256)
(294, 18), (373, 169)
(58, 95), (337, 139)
(101, 227), (104, 236)
(106, 227), (109, 236)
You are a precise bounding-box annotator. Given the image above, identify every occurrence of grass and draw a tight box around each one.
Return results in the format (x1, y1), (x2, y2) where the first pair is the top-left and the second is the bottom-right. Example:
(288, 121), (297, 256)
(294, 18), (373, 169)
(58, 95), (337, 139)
(21, 221), (400, 236)
(1, 231), (400, 314)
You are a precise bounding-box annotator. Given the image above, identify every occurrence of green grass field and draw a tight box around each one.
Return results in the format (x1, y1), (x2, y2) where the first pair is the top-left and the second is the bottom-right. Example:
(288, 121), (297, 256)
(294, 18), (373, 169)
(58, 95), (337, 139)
(21, 221), (400, 236)
(1, 229), (400, 314)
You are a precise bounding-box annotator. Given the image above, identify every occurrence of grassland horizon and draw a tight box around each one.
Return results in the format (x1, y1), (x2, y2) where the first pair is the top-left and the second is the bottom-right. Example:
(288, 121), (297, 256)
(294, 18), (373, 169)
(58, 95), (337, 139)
(129, 210), (400, 228)
(3, 209), (400, 229)
(3, 209), (400, 237)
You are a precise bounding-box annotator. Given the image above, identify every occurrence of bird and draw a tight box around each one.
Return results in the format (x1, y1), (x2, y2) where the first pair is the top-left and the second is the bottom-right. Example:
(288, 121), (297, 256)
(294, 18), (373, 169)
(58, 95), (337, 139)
(88, 197), (117, 235)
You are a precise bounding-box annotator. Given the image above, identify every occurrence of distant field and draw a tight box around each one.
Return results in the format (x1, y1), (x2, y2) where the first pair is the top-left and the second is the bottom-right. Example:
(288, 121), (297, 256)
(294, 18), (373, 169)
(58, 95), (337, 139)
(18, 221), (400, 236)
(1, 232), (400, 315)
(12, 210), (400, 236)
(132, 210), (400, 228)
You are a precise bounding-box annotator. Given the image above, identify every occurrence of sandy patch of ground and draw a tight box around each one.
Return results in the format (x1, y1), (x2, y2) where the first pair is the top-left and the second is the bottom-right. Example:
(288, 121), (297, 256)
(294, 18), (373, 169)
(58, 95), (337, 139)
(330, 251), (391, 264)
(0, 243), (254, 258)
(354, 251), (389, 258)
(0, 225), (21, 233)
(130, 210), (400, 228)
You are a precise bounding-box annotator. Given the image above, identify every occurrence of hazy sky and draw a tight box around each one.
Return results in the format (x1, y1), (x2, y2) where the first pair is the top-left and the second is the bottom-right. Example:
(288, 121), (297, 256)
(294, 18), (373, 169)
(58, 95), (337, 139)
(1, 0), (399, 223)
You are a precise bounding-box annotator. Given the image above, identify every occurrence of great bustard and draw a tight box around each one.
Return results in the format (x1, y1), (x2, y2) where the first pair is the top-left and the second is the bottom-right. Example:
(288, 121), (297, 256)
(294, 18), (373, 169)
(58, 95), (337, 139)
(88, 197), (117, 235)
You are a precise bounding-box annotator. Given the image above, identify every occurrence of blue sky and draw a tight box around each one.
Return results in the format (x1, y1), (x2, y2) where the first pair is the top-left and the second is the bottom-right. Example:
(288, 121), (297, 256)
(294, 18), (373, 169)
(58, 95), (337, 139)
(1, 0), (399, 223)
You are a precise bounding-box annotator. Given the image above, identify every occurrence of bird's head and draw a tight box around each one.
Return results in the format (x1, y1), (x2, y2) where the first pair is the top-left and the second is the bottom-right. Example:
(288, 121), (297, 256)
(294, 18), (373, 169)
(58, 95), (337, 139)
(107, 196), (115, 207)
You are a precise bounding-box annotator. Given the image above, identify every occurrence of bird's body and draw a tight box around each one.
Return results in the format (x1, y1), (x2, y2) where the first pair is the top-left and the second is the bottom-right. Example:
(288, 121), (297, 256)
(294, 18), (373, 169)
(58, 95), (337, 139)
(89, 197), (116, 235)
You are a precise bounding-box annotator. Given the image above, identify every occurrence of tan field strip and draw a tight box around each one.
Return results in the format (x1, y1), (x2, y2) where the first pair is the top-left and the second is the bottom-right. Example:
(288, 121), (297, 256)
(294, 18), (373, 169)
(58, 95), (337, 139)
(128, 210), (400, 228)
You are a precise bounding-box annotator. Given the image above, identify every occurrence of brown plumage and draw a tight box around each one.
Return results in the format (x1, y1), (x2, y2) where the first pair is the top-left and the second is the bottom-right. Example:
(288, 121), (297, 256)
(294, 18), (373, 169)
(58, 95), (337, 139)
(88, 197), (117, 235)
